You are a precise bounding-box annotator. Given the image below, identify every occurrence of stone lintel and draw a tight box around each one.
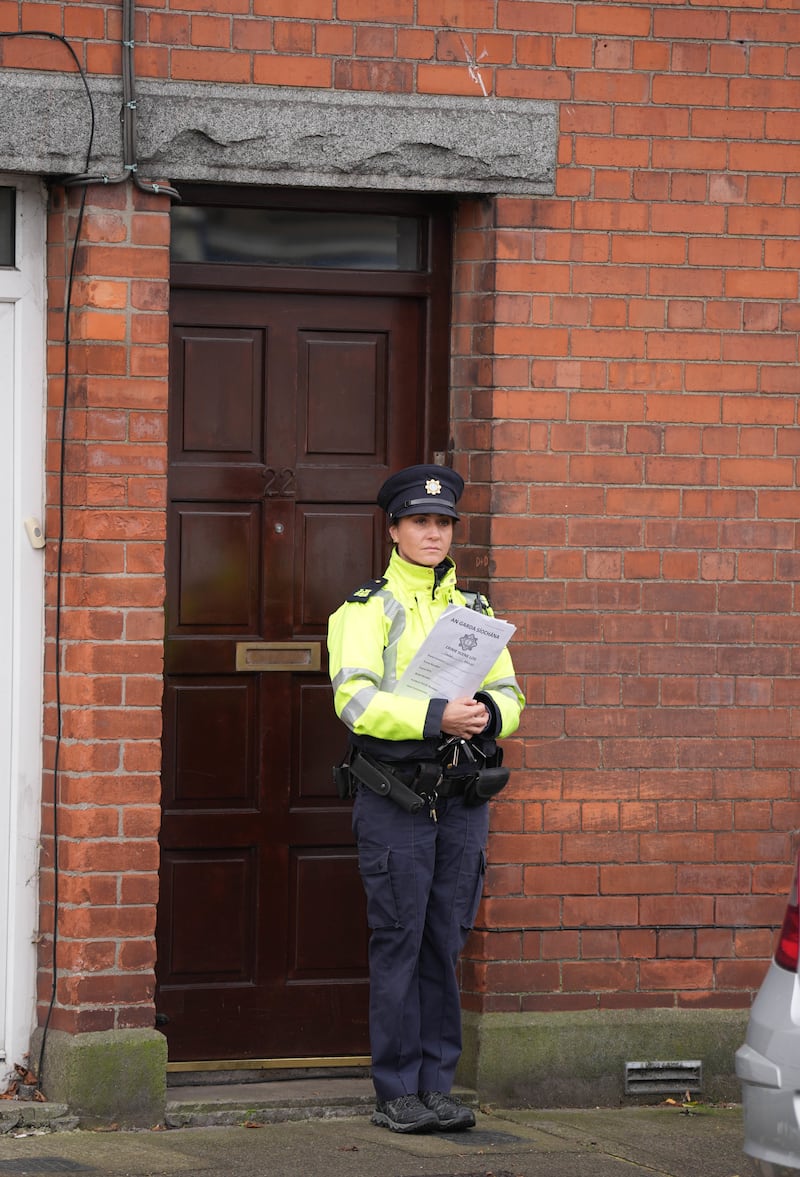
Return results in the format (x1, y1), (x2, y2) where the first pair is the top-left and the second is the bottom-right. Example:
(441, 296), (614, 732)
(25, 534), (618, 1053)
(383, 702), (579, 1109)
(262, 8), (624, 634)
(0, 71), (557, 195)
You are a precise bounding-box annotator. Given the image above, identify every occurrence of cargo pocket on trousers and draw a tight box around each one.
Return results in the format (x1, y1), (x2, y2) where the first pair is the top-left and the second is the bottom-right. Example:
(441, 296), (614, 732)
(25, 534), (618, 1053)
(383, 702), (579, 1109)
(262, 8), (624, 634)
(358, 846), (401, 930)
(460, 849), (487, 932)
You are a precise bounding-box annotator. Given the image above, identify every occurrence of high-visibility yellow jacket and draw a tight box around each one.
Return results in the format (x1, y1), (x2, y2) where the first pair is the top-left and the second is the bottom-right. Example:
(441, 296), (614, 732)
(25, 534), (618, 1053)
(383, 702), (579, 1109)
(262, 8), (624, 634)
(327, 549), (524, 763)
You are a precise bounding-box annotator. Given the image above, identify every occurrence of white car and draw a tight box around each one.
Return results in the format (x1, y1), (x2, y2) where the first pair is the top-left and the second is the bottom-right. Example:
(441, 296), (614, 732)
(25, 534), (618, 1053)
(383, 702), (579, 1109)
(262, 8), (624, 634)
(736, 852), (800, 1177)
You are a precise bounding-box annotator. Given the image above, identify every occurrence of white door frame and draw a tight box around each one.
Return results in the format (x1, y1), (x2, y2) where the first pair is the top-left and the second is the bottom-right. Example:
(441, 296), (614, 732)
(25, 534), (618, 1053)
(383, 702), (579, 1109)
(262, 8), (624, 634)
(0, 174), (47, 1088)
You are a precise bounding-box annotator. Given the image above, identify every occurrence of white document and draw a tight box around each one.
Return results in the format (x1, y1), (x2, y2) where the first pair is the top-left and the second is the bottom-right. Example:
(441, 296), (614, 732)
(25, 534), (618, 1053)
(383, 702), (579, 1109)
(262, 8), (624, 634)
(394, 605), (516, 701)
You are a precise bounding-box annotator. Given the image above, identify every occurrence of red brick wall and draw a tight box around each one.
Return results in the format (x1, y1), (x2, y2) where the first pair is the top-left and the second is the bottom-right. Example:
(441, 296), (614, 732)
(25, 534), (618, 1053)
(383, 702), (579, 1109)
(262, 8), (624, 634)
(12, 0), (799, 1026)
(40, 184), (171, 1034)
(443, 4), (799, 1013)
(449, 166), (797, 1010)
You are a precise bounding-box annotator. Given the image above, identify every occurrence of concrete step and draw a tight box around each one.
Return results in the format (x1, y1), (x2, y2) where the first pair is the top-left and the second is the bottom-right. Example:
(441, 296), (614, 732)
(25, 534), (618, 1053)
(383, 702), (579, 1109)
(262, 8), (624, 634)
(166, 1077), (374, 1128)
(0, 1100), (78, 1135)
(165, 1078), (478, 1129)
(3, 1079), (478, 1132)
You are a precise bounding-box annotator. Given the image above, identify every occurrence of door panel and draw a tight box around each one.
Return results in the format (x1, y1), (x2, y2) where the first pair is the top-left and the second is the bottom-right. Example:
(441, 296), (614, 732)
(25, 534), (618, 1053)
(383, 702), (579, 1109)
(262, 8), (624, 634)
(173, 504), (262, 629)
(168, 679), (258, 809)
(295, 681), (350, 800)
(294, 506), (381, 633)
(289, 849), (368, 977)
(161, 848), (258, 983)
(299, 330), (387, 458)
(180, 329), (264, 457)
(157, 280), (429, 1061)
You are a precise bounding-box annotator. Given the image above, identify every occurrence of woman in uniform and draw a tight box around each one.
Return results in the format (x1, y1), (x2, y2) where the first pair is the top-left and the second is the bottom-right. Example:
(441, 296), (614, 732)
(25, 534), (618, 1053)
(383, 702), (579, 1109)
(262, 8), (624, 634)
(327, 464), (524, 1134)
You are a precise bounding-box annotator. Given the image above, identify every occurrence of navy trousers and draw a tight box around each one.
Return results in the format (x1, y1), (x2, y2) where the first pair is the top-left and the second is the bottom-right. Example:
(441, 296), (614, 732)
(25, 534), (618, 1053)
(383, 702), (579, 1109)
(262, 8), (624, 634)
(352, 785), (490, 1101)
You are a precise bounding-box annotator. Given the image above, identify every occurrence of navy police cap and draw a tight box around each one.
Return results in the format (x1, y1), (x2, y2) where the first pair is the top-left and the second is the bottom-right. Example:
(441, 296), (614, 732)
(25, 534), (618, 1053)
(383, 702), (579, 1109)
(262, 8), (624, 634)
(377, 464), (464, 521)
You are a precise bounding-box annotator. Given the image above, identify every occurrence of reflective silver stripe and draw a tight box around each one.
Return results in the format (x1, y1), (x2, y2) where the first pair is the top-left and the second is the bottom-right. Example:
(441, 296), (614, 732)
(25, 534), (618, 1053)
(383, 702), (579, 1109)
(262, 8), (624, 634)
(333, 587), (407, 723)
(341, 684), (377, 728)
(333, 665), (380, 729)
(377, 588), (404, 627)
(379, 592), (406, 691)
(483, 674), (522, 695)
(332, 665), (378, 694)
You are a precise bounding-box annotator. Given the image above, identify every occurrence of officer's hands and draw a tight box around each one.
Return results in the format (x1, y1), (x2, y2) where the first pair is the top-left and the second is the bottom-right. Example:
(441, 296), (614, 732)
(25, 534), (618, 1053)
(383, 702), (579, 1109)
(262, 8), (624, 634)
(441, 697), (490, 739)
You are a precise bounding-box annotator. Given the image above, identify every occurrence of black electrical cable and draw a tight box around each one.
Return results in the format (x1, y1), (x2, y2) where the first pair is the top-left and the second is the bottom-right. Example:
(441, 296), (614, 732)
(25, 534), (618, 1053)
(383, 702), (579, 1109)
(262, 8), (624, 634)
(1, 21), (175, 1089)
(0, 32), (95, 176)
(0, 30), (94, 1092)
(34, 179), (90, 1093)
(0, 23), (179, 199)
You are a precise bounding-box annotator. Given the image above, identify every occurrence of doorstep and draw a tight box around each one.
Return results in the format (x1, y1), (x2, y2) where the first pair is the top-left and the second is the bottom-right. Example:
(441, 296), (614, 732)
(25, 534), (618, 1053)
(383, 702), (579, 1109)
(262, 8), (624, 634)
(166, 1076), (374, 1128)
(165, 1077), (478, 1129)
(3, 1079), (479, 1132)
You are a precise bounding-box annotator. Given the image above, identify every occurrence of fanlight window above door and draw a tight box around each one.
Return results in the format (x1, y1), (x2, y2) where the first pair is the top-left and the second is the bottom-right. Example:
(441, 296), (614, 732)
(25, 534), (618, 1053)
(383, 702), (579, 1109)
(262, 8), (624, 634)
(171, 206), (422, 272)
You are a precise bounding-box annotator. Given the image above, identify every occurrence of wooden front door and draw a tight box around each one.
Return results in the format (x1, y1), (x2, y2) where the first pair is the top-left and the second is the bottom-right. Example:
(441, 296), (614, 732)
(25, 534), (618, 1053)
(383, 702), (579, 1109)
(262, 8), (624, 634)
(156, 190), (451, 1062)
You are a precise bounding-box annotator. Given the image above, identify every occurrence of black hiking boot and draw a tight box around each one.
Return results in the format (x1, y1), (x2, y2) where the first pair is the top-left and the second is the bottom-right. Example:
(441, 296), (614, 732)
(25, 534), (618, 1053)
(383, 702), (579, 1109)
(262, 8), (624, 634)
(419, 1089), (476, 1130)
(371, 1094), (439, 1133)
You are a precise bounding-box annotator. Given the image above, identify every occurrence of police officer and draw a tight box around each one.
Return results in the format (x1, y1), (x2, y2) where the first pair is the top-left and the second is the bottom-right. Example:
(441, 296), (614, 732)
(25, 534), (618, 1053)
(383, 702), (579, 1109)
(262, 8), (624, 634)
(327, 465), (524, 1134)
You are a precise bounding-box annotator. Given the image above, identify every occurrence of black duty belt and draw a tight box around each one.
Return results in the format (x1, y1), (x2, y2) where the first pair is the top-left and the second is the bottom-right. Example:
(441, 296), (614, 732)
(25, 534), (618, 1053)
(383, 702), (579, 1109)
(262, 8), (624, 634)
(390, 765), (469, 796)
(348, 750), (508, 815)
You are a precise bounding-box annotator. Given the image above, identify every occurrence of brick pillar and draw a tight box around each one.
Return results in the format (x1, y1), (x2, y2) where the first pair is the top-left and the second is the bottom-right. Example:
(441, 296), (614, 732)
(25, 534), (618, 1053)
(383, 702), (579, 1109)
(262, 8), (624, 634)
(35, 182), (170, 1125)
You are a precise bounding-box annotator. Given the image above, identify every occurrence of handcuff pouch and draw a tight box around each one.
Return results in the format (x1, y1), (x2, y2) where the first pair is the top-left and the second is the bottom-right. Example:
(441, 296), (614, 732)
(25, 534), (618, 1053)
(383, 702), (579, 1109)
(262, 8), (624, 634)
(463, 766), (511, 807)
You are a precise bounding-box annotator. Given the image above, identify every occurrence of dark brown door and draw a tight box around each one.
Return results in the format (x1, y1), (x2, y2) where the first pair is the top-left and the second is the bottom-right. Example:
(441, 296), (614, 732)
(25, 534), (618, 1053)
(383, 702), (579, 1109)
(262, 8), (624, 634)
(156, 192), (451, 1062)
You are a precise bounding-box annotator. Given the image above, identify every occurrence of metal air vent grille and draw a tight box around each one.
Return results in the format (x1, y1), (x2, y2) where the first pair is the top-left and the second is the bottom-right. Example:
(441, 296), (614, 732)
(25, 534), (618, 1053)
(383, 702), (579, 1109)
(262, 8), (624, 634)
(624, 1059), (703, 1096)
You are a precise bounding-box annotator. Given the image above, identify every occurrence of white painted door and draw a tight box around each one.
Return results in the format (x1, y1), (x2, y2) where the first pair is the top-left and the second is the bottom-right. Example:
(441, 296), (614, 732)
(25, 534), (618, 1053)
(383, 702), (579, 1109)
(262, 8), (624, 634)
(0, 176), (46, 1087)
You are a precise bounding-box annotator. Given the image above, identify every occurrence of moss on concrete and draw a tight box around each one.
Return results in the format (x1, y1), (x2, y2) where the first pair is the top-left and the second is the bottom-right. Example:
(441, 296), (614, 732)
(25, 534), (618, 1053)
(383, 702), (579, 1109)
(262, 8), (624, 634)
(31, 1028), (167, 1128)
(458, 1008), (748, 1107)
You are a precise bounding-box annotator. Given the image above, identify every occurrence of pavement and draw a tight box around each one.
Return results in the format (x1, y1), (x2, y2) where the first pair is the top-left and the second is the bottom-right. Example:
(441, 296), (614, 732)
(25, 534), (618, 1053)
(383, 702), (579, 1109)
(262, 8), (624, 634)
(0, 1077), (752, 1177)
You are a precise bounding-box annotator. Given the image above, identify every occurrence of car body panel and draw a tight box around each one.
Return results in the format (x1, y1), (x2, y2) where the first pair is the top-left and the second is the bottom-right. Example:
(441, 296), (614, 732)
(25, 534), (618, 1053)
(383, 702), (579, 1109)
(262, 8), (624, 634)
(737, 943), (800, 1176)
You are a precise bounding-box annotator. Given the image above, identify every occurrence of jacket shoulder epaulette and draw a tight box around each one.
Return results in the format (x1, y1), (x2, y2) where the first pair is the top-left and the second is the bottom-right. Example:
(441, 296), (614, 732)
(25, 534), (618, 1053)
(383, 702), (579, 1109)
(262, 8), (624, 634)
(460, 589), (491, 614)
(346, 578), (388, 603)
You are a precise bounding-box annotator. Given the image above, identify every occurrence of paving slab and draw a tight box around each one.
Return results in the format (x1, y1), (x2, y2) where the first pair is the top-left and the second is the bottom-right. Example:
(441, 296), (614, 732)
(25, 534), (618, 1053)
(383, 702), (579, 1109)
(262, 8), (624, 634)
(0, 1104), (749, 1177)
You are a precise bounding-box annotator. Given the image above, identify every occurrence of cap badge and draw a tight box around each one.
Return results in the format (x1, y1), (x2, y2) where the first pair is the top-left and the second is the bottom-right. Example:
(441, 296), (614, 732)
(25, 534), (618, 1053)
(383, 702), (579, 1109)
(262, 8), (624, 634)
(424, 478), (442, 496)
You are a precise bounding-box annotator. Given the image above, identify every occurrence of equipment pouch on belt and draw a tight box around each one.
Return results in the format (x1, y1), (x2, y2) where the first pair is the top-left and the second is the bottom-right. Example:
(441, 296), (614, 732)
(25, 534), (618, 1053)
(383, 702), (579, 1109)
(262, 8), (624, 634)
(332, 747), (355, 799)
(350, 751), (426, 815)
(463, 765), (511, 807)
